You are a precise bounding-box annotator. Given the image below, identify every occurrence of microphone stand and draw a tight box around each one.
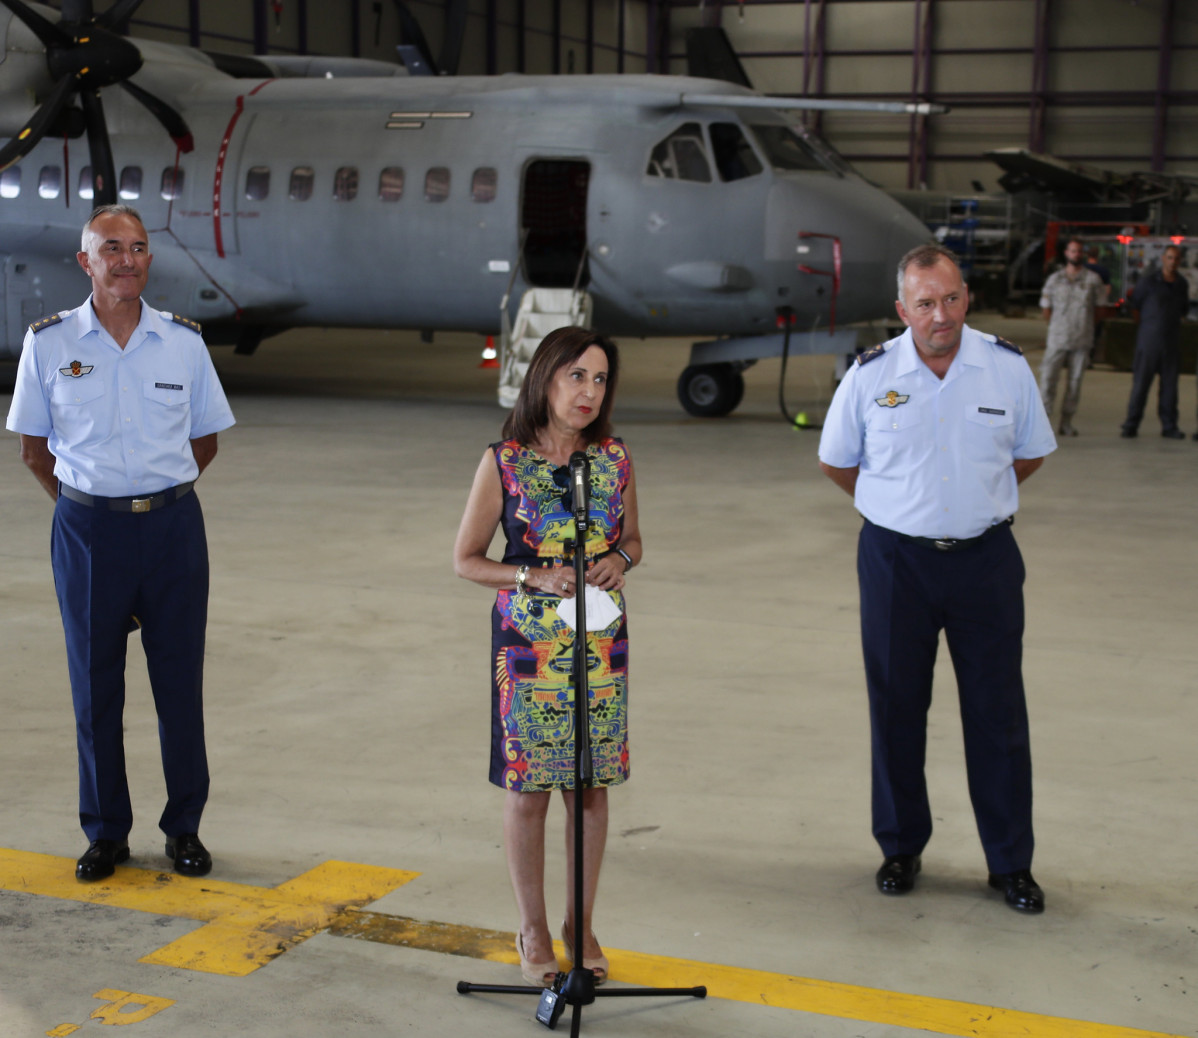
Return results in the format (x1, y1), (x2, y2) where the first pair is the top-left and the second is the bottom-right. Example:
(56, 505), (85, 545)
(458, 453), (706, 1033)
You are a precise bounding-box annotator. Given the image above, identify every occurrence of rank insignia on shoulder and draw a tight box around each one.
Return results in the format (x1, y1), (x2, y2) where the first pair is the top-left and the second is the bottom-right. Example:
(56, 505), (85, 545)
(59, 359), (94, 378)
(856, 343), (886, 366)
(170, 313), (203, 334)
(875, 390), (910, 408)
(30, 313), (64, 334)
(980, 331), (1023, 355)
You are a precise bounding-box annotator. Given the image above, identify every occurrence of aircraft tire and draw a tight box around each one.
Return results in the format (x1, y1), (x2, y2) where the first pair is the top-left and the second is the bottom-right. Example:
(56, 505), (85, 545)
(676, 364), (745, 417)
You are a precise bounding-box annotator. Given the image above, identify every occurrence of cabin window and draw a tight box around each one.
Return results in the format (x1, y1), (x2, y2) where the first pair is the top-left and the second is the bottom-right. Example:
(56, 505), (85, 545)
(78, 167), (93, 199)
(333, 166), (359, 201)
(38, 166), (62, 199)
(425, 167), (450, 202)
(379, 166), (404, 202)
(710, 124), (763, 182)
(161, 167), (184, 200)
(289, 167), (314, 200)
(750, 125), (829, 172)
(472, 167), (497, 203)
(646, 123), (711, 183)
(119, 166), (142, 200)
(0, 167), (19, 199)
(245, 166), (271, 201)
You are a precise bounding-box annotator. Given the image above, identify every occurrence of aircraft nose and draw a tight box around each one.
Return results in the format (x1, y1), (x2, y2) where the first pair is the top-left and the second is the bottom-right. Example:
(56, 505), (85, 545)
(884, 203), (934, 297)
(767, 175), (931, 325)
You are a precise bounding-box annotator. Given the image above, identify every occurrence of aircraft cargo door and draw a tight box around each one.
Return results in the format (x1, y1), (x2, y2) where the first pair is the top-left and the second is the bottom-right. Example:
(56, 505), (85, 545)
(521, 160), (590, 287)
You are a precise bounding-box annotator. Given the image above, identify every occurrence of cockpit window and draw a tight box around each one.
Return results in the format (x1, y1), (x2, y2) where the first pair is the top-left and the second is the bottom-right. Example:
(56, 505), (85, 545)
(646, 123), (712, 183)
(709, 123), (763, 182)
(749, 125), (829, 172)
(747, 124), (849, 176)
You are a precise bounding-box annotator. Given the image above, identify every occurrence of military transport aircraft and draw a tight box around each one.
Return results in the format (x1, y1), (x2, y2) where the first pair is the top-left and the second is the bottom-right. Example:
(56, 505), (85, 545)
(0, 0), (936, 415)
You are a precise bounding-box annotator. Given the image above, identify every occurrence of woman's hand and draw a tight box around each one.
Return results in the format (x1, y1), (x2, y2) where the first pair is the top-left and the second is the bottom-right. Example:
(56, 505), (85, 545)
(531, 566), (578, 597)
(585, 554), (626, 592)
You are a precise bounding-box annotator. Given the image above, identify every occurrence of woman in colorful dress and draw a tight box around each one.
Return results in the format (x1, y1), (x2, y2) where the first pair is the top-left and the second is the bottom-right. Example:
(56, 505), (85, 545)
(453, 326), (641, 987)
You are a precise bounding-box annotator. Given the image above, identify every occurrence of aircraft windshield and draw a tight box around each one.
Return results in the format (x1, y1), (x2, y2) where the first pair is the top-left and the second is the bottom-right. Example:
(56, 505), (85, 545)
(750, 124), (851, 176)
(646, 123), (712, 183)
(709, 123), (764, 182)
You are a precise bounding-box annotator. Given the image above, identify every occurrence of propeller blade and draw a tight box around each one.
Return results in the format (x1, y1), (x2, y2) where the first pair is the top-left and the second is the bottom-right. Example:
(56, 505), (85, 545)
(0, 74), (76, 174)
(79, 89), (117, 206)
(120, 79), (194, 152)
(0, 0), (72, 47)
(99, 0), (143, 32)
(390, 0), (439, 76)
(437, 0), (468, 76)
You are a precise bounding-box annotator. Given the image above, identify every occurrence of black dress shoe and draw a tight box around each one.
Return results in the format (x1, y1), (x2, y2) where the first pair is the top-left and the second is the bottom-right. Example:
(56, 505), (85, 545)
(165, 833), (212, 877)
(76, 839), (130, 882)
(876, 854), (921, 895)
(1161, 428), (1185, 440)
(988, 869), (1044, 913)
(1120, 427), (1137, 438)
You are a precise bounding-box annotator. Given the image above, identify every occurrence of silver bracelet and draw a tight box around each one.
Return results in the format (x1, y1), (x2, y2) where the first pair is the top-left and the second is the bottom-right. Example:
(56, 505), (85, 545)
(514, 564), (529, 598)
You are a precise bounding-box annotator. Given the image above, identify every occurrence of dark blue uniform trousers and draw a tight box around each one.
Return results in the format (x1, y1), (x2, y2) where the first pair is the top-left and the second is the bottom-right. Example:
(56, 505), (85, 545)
(51, 490), (210, 843)
(1122, 334), (1180, 433)
(857, 519), (1034, 874)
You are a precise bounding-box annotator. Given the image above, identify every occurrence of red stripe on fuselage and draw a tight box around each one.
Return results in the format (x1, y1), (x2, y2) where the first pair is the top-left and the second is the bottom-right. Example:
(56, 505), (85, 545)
(212, 80), (275, 258)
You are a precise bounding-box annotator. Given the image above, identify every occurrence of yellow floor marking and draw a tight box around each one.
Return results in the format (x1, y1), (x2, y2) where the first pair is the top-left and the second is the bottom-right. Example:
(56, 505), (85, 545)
(332, 910), (1185, 1038)
(1, 848), (1182, 1038)
(0, 848), (417, 976)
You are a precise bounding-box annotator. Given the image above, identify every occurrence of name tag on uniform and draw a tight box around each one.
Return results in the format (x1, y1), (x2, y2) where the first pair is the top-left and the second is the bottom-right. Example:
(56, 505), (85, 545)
(155, 382), (184, 391)
(978, 407), (1006, 415)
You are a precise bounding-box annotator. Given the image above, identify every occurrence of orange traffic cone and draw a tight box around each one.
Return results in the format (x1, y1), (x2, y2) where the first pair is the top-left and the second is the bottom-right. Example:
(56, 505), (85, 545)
(479, 335), (499, 368)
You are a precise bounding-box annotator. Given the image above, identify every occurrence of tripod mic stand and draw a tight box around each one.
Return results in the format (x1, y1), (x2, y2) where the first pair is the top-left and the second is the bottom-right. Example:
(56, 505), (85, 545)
(458, 452), (706, 1033)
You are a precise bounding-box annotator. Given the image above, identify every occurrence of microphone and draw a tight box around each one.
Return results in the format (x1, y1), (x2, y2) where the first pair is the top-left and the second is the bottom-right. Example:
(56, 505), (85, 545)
(569, 451), (590, 526)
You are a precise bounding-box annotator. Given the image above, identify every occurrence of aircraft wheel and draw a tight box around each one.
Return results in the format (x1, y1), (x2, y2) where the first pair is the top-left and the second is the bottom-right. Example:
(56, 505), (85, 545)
(676, 364), (745, 417)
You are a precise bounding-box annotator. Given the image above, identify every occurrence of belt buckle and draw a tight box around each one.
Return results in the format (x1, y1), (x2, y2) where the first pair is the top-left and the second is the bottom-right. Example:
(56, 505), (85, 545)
(933, 538), (955, 551)
(131, 497), (152, 513)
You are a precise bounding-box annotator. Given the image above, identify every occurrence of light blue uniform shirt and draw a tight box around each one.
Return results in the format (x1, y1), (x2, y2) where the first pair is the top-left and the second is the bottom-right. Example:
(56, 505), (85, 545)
(5, 296), (235, 497)
(818, 324), (1057, 540)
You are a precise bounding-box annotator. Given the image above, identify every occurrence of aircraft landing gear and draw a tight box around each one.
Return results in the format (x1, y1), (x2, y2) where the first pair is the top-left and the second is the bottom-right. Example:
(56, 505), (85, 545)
(676, 362), (745, 417)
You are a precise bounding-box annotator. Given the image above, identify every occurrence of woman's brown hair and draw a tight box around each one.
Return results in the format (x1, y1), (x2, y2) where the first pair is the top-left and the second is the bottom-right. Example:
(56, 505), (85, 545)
(501, 326), (620, 446)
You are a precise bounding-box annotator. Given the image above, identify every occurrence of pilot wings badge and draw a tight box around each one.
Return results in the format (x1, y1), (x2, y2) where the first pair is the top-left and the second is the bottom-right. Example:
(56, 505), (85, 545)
(60, 360), (95, 378)
(875, 390), (910, 408)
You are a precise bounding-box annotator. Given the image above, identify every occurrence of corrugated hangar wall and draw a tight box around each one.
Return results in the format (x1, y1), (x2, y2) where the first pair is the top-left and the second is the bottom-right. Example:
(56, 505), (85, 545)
(127, 0), (1195, 193)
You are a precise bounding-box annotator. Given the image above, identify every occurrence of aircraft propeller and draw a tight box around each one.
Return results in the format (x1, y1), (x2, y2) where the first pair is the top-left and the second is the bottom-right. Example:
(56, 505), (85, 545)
(0, 0), (193, 205)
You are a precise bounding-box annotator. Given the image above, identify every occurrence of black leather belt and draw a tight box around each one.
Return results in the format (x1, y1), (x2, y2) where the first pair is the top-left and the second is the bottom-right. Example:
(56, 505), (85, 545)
(59, 482), (194, 513)
(897, 515), (1014, 552)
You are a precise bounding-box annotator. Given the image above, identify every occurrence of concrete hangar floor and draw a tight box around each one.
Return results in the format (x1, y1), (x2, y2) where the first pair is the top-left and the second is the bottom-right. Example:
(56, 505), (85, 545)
(0, 317), (1194, 1038)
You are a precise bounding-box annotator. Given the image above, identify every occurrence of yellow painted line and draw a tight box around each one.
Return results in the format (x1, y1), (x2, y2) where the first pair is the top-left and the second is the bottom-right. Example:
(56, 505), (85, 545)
(332, 910), (1185, 1038)
(0, 848), (417, 976)
(0, 848), (1183, 1038)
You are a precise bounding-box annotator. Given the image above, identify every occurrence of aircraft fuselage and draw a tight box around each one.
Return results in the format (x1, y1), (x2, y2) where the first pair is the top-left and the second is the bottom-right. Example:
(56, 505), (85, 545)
(1, 59), (929, 357)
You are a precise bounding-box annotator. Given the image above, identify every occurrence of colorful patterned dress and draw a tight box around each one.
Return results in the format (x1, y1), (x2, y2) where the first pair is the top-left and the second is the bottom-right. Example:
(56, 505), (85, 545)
(488, 436), (631, 792)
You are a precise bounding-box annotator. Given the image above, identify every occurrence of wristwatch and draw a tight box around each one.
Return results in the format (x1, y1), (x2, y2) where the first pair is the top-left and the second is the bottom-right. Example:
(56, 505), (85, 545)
(616, 548), (633, 571)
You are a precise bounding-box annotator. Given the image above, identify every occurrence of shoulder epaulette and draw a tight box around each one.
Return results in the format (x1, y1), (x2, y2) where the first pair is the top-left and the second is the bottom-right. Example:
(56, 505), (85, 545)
(29, 313), (63, 334)
(170, 313), (203, 334)
(978, 331), (1023, 355)
(856, 343), (886, 366)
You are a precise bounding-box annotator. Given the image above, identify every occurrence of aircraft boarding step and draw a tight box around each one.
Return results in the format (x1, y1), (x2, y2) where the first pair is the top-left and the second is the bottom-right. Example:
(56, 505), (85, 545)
(497, 287), (593, 408)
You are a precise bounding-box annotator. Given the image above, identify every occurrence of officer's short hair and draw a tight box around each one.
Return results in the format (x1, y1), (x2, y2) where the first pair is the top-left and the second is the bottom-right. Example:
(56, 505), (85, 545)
(81, 204), (147, 250)
(896, 243), (960, 305)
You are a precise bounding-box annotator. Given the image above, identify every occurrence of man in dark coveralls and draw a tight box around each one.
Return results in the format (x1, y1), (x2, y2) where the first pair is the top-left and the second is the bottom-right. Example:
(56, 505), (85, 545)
(5, 205), (235, 881)
(818, 244), (1057, 913)
(1120, 244), (1190, 439)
